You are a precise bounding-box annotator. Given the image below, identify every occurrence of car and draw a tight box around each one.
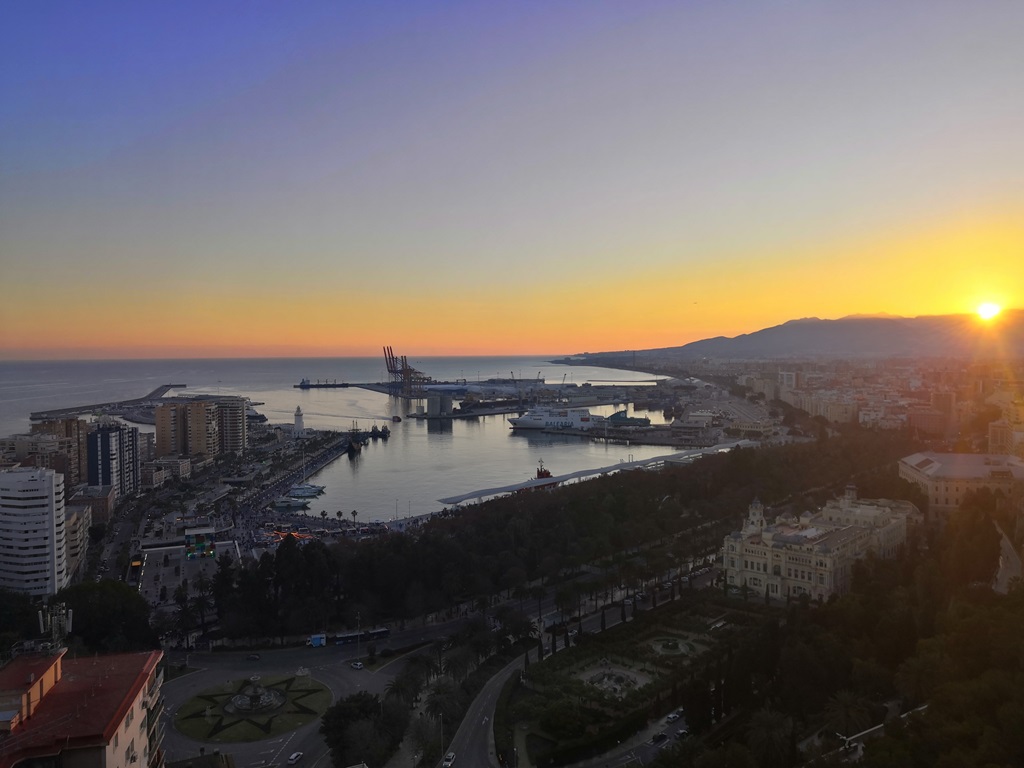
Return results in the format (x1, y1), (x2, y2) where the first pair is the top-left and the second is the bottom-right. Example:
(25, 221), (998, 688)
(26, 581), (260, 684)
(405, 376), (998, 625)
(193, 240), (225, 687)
(665, 713), (681, 723)
(652, 732), (668, 744)
(442, 752), (456, 766)
(350, 661), (364, 670)
(287, 752), (303, 765)
(246, 653), (261, 661)
(676, 728), (690, 739)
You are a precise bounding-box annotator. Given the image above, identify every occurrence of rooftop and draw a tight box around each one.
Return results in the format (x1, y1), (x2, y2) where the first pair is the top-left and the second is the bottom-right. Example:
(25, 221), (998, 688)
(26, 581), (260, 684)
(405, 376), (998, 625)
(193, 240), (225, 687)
(0, 650), (162, 768)
(901, 452), (1024, 480)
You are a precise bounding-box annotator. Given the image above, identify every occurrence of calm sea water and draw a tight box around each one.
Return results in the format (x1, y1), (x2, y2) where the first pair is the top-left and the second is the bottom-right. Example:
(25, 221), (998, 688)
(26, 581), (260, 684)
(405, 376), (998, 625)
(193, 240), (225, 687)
(0, 356), (677, 521)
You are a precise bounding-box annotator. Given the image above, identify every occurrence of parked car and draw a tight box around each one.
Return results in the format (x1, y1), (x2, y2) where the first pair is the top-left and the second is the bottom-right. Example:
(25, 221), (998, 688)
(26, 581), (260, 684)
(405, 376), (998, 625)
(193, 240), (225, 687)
(666, 712), (680, 723)
(350, 661), (364, 670)
(246, 654), (261, 661)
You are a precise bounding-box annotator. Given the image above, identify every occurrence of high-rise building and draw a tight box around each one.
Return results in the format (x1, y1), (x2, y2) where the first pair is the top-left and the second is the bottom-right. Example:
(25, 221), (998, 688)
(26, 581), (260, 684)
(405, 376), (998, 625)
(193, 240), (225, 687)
(155, 397), (246, 458)
(87, 420), (140, 500)
(216, 396), (248, 455)
(0, 467), (69, 597)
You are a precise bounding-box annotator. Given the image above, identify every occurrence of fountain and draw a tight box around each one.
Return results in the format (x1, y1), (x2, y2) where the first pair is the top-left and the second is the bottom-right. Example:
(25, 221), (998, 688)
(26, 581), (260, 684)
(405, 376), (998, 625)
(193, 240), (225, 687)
(225, 675), (287, 714)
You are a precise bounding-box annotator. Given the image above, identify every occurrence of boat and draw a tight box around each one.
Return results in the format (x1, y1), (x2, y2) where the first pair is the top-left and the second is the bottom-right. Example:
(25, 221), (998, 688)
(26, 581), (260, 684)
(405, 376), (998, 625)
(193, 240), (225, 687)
(392, 416), (402, 423)
(288, 484), (324, 497)
(508, 407), (607, 430)
(606, 411), (652, 428)
(515, 460), (559, 493)
(294, 378), (350, 389)
(273, 497), (312, 509)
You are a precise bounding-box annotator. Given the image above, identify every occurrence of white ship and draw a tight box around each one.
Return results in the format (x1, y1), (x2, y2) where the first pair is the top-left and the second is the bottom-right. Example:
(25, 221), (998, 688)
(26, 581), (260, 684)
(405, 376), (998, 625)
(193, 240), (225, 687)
(508, 407), (606, 430)
(273, 496), (312, 509)
(288, 483), (325, 497)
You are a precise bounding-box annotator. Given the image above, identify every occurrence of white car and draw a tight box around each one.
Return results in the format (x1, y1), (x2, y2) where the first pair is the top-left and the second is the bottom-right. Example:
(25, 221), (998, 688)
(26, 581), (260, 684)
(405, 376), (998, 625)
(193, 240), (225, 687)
(350, 661), (364, 670)
(442, 752), (456, 767)
(666, 712), (681, 723)
(287, 752), (303, 765)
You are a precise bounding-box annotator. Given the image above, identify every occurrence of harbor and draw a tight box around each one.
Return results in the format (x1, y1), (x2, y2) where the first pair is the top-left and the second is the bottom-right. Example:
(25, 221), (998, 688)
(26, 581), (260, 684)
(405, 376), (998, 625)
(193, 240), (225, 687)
(1, 355), (721, 524)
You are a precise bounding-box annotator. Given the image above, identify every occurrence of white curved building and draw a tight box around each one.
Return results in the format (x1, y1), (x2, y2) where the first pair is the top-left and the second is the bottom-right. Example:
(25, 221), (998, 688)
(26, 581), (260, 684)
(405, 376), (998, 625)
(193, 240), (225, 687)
(0, 467), (69, 597)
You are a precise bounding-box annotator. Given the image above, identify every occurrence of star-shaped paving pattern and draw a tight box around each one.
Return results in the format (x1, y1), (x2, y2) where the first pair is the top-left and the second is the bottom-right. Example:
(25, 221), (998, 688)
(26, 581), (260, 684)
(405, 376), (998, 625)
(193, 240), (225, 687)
(177, 676), (323, 739)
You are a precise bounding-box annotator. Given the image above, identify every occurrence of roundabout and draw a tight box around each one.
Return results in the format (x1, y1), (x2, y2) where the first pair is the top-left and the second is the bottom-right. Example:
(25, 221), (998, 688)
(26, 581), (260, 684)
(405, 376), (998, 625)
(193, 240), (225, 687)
(173, 672), (331, 743)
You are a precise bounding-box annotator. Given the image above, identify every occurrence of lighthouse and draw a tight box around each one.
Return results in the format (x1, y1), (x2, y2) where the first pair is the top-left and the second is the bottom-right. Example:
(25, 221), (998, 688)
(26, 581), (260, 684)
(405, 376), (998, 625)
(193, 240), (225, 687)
(294, 406), (305, 438)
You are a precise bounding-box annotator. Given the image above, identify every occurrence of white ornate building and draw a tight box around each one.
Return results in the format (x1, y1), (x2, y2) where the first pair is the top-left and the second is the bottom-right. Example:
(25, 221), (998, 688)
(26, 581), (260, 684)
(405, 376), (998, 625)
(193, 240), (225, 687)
(723, 486), (913, 601)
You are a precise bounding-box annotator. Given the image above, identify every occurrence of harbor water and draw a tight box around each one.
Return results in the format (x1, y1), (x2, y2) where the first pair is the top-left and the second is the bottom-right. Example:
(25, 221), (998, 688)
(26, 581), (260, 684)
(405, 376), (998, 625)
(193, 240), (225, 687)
(0, 356), (679, 522)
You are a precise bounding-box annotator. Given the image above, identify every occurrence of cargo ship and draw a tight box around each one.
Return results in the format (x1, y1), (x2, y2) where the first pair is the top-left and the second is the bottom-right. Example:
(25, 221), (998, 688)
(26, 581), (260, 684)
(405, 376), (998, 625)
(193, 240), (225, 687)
(294, 378), (349, 389)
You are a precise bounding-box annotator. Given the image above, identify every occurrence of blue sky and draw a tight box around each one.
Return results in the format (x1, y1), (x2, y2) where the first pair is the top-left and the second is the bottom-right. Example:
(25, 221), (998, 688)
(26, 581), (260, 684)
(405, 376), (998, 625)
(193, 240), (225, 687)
(2, 1), (1022, 358)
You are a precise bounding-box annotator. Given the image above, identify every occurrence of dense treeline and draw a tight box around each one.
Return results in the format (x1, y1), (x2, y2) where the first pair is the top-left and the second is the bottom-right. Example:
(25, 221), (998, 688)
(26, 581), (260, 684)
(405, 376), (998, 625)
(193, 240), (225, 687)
(652, 487), (1021, 768)
(182, 428), (921, 640)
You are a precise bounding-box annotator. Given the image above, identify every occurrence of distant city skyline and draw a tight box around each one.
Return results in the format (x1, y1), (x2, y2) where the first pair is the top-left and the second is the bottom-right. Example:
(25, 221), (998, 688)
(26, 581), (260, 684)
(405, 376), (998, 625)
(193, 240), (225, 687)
(2, 2), (1022, 360)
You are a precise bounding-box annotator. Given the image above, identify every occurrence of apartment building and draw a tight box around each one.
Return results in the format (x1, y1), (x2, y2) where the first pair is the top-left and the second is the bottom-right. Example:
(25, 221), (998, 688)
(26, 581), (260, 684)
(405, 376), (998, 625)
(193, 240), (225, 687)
(87, 421), (140, 500)
(30, 418), (91, 487)
(0, 467), (69, 597)
(0, 649), (165, 768)
(156, 397), (246, 458)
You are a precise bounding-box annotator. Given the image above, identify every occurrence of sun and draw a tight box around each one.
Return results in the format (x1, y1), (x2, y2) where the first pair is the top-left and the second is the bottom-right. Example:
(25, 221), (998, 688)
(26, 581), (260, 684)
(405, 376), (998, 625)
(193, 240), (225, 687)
(976, 302), (1002, 321)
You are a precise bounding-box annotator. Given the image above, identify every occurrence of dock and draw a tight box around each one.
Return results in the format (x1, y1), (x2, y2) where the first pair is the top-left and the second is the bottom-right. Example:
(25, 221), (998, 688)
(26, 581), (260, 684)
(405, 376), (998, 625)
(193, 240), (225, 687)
(29, 384), (187, 421)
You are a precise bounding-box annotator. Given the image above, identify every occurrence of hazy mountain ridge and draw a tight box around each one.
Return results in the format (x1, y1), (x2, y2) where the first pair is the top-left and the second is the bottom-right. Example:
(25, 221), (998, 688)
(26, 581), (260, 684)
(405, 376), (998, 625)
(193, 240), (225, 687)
(586, 311), (1024, 361)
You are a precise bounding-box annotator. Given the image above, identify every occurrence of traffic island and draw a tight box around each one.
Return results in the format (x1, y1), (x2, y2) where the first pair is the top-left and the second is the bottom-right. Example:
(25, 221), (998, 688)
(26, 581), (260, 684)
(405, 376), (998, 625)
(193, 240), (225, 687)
(173, 673), (331, 743)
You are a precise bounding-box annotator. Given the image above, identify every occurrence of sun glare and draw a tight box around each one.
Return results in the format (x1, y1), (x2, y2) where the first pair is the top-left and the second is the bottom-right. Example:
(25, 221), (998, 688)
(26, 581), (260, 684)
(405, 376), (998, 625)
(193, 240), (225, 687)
(976, 302), (1002, 321)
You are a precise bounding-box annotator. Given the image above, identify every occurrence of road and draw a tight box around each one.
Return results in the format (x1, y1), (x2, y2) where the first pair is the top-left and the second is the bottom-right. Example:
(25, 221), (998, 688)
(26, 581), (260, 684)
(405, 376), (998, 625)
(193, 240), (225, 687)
(447, 570), (715, 767)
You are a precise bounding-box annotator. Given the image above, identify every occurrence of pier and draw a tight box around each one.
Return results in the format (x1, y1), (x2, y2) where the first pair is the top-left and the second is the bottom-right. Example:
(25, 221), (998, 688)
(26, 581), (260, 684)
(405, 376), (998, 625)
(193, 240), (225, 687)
(29, 384), (187, 421)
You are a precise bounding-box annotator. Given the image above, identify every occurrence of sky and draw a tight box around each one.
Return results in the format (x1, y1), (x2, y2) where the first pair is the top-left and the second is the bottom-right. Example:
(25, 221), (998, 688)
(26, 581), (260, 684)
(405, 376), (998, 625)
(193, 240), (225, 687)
(2, 1), (1022, 359)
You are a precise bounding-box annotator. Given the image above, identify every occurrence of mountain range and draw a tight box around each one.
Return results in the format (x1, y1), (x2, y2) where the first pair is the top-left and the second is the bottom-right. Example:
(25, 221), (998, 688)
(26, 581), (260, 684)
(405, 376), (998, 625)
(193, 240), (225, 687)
(579, 310), (1024, 362)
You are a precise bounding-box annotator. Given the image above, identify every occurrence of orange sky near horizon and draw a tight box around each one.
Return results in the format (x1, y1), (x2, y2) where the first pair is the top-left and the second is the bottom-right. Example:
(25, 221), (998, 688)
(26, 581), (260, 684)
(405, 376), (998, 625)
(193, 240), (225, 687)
(2, 211), (1020, 360)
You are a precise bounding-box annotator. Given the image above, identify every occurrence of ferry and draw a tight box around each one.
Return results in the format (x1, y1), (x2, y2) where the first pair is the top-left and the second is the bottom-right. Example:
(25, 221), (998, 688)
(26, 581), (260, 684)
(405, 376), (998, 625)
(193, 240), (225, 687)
(508, 407), (606, 430)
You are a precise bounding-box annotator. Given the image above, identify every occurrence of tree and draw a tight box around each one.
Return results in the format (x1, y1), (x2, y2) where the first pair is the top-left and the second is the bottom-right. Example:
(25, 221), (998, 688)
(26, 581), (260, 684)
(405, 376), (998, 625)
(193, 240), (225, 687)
(825, 690), (873, 738)
(57, 580), (159, 653)
(745, 708), (792, 768)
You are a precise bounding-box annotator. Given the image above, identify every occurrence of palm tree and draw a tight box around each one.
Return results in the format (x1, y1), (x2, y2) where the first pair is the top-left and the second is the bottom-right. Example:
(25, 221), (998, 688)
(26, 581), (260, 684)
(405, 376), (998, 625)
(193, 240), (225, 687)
(351, 509), (358, 525)
(824, 690), (872, 737)
(384, 673), (418, 705)
(424, 677), (462, 726)
(745, 708), (792, 768)
(320, 509), (328, 523)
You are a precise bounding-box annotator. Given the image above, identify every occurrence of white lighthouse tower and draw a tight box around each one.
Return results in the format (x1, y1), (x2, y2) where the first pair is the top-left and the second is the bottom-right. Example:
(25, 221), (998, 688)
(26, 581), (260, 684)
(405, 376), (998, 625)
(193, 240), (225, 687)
(294, 407), (305, 438)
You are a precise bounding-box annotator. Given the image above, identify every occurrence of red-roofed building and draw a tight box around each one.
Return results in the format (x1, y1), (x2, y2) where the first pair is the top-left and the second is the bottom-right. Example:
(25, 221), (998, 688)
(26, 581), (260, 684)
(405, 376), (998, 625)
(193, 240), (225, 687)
(0, 649), (164, 768)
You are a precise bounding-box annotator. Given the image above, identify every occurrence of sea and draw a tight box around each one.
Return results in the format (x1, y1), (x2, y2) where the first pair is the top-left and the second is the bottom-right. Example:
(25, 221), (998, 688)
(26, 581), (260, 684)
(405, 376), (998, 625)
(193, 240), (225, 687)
(0, 356), (679, 523)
